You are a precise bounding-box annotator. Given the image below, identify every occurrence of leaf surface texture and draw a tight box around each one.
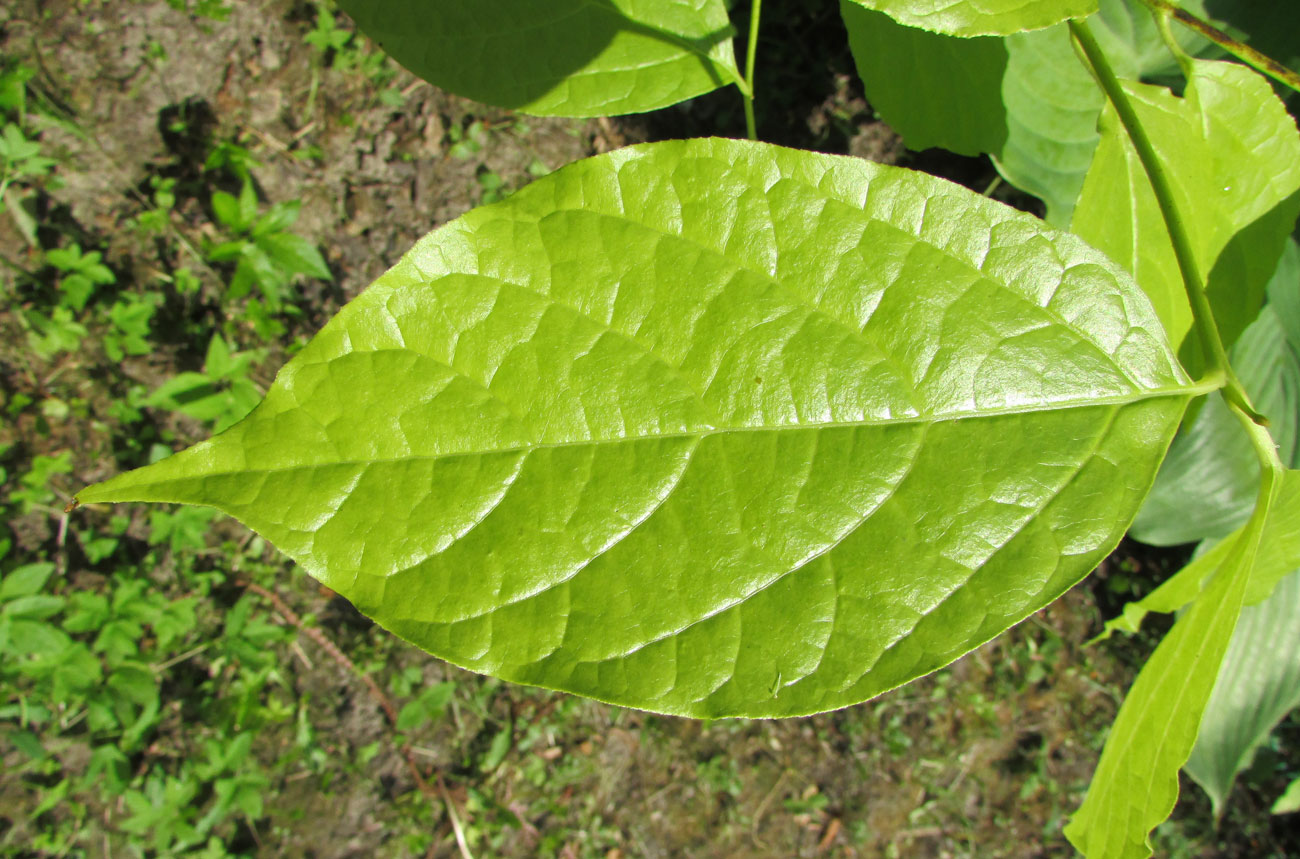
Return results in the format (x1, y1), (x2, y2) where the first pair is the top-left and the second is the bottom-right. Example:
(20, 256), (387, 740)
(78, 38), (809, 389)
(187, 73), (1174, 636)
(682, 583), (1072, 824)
(78, 139), (1192, 717)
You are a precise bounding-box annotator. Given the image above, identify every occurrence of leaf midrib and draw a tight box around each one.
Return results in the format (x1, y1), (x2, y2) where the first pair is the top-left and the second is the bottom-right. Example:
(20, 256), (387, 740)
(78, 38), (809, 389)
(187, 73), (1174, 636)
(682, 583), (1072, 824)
(123, 381), (1201, 489)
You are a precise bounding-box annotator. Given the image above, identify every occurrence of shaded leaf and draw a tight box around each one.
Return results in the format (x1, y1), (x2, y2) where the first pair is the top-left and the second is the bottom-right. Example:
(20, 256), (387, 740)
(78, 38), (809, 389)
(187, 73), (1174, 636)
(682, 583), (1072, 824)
(842, 0), (1210, 224)
(1133, 300), (1300, 545)
(1098, 472), (1300, 640)
(1184, 567), (1300, 815)
(76, 139), (1193, 718)
(841, 3), (1008, 157)
(335, 0), (740, 117)
(256, 232), (331, 281)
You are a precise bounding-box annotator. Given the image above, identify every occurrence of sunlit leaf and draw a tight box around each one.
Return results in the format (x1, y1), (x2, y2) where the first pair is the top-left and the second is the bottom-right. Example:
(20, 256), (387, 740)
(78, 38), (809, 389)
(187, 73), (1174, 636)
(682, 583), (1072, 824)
(77, 138), (1193, 718)
(841, 0), (1094, 37)
(1072, 59), (1300, 377)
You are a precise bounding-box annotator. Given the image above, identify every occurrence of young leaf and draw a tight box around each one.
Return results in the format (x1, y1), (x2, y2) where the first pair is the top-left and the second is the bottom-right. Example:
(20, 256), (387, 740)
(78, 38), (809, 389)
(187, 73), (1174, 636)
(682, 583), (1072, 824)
(841, 0), (1095, 37)
(1071, 59), (1300, 377)
(76, 138), (1194, 718)
(256, 232), (331, 281)
(1065, 468), (1285, 859)
(334, 0), (741, 117)
(1183, 567), (1300, 815)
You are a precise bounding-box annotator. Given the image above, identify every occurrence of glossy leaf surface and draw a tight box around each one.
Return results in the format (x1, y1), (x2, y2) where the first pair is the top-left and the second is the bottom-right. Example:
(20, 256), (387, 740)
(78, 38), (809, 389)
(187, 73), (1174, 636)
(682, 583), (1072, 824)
(77, 139), (1193, 718)
(1184, 568), (1300, 815)
(335, 0), (739, 116)
(1072, 59), (1300, 375)
(841, 0), (1094, 37)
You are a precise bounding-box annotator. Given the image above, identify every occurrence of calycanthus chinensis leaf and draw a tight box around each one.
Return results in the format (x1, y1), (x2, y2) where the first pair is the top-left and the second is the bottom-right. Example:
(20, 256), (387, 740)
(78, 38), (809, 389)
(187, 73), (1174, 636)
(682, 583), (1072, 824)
(77, 139), (1194, 717)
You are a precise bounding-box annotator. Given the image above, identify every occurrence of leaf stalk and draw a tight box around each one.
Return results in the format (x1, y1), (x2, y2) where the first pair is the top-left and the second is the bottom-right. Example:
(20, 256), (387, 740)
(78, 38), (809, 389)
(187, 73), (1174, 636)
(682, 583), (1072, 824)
(1068, 18), (1265, 426)
(743, 0), (763, 141)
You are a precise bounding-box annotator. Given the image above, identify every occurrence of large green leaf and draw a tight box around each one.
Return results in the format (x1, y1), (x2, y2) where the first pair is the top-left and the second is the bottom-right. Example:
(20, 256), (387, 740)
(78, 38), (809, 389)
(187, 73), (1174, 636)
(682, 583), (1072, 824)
(1132, 240), (1300, 545)
(1184, 567), (1300, 815)
(334, 0), (740, 116)
(76, 139), (1193, 718)
(1065, 468), (1284, 859)
(841, 0), (1208, 225)
(841, 0), (1094, 37)
(1071, 59), (1300, 376)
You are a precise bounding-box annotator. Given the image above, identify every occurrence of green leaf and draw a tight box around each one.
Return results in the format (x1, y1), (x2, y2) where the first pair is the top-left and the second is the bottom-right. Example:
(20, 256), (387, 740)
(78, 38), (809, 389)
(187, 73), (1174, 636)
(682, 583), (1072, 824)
(1065, 468), (1284, 859)
(1133, 305), (1300, 545)
(841, 3), (1009, 157)
(0, 562), (56, 600)
(841, 0), (1095, 36)
(1071, 59), (1300, 377)
(251, 200), (301, 238)
(2, 594), (65, 620)
(256, 232), (331, 280)
(334, 0), (740, 117)
(842, 0), (1208, 225)
(76, 138), (1194, 718)
(1098, 471), (1300, 641)
(1184, 567), (1300, 815)
(1275, 776), (1300, 815)
(211, 191), (242, 232)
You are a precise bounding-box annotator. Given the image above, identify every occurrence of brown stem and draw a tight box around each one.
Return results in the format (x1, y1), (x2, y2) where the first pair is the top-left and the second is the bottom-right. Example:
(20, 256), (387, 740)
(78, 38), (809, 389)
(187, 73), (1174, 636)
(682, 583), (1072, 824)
(1138, 0), (1300, 94)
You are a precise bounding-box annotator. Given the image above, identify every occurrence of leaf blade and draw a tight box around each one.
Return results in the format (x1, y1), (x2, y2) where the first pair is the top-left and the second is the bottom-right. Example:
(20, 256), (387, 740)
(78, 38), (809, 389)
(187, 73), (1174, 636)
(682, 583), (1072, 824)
(78, 139), (1193, 717)
(335, 0), (740, 117)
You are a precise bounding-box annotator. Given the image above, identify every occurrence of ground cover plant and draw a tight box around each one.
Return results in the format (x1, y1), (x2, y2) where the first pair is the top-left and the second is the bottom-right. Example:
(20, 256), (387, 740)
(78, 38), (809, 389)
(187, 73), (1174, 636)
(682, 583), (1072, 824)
(7, 0), (1300, 852)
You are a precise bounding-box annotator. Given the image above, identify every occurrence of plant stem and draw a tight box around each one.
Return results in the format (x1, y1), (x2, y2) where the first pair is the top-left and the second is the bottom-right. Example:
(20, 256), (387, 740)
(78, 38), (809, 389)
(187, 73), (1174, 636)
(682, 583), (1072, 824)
(1068, 19), (1265, 425)
(1135, 0), (1300, 96)
(743, 0), (763, 141)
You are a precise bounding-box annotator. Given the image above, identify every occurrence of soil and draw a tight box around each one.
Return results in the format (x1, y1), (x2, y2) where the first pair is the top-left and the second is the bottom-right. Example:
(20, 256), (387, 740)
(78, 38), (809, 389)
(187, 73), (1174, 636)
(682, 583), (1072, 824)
(2, 0), (1298, 857)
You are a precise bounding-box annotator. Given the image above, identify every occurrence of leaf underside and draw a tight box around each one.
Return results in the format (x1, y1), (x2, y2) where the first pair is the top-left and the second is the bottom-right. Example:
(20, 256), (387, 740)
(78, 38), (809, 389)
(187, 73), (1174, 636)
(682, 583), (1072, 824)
(78, 139), (1192, 718)
(334, 0), (739, 116)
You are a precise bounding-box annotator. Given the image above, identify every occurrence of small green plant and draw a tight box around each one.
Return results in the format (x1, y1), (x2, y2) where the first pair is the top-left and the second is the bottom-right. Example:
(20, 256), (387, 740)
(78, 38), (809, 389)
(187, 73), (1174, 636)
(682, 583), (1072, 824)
(0, 122), (55, 209)
(70, 1), (1300, 856)
(206, 181), (331, 313)
(145, 333), (264, 431)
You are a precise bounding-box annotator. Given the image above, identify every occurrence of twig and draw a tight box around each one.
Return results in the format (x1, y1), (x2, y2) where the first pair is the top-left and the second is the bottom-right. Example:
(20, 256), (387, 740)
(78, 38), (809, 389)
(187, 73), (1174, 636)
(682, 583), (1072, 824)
(236, 578), (474, 859)
(1137, 0), (1300, 95)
